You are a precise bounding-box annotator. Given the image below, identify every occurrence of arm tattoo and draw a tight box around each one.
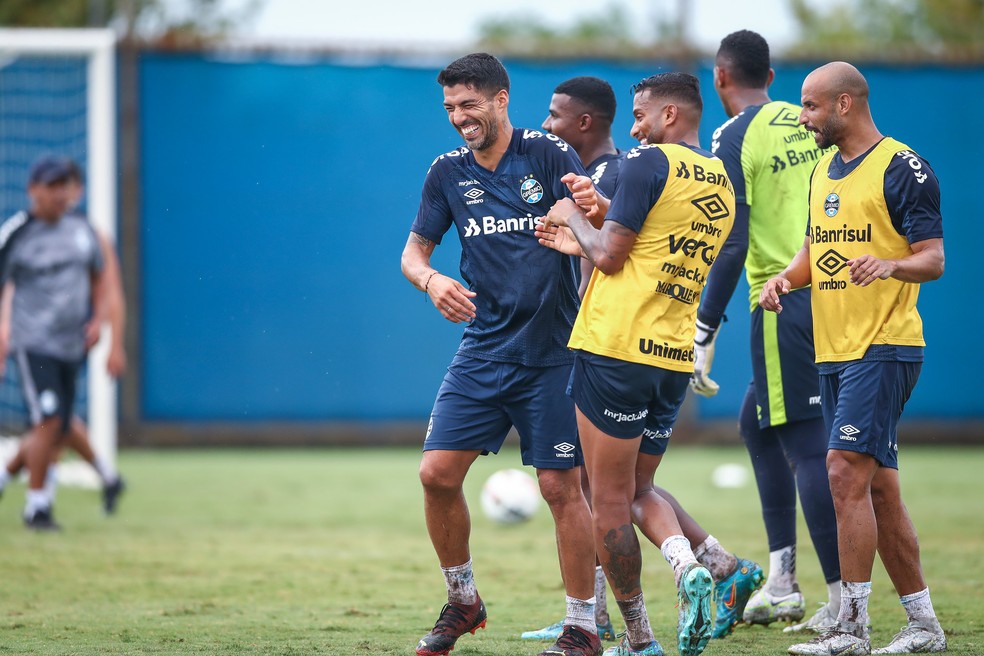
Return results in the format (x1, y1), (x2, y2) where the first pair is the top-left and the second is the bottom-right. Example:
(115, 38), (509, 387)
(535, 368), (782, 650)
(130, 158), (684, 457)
(410, 233), (432, 247)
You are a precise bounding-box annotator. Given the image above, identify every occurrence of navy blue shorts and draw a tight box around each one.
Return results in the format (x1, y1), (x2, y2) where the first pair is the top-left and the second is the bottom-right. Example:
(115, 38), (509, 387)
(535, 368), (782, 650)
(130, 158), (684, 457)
(820, 360), (922, 469)
(570, 350), (689, 456)
(13, 349), (81, 434)
(423, 354), (581, 469)
(750, 287), (823, 429)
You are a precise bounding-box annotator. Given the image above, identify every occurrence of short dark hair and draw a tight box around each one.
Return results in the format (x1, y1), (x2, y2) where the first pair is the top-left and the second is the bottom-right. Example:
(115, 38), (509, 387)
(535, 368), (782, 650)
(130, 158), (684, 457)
(554, 76), (616, 124)
(437, 52), (510, 96)
(717, 30), (771, 88)
(631, 72), (702, 114)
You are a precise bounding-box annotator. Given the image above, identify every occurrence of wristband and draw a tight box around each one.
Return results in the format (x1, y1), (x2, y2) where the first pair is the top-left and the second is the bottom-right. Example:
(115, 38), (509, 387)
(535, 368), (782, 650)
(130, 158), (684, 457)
(423, 271), (440, 294)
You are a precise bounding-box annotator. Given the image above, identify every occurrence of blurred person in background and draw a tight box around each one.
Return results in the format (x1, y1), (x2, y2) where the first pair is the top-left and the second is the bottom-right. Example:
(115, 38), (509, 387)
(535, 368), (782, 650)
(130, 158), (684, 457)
(0, 159), (126, 528)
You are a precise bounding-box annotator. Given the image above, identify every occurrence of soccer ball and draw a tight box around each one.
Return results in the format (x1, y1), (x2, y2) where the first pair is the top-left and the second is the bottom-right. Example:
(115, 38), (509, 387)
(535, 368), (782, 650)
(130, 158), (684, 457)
(711, 462), (750, 489)
(480, 468), (541, 524)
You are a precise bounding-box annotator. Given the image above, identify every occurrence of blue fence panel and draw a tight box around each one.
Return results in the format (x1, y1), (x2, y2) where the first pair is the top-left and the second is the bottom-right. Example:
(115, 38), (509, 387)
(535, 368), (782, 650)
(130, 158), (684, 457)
(139, 54), (981, 421)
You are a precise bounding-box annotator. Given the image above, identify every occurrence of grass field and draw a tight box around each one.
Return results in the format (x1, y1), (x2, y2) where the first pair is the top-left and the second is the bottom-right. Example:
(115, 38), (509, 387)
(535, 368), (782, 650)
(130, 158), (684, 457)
(0, 445), (981, 655)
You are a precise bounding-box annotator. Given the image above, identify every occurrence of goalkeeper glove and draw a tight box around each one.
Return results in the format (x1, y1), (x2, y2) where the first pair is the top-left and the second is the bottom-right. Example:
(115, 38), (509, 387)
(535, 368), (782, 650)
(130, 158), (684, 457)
(690, 319), (720, 398)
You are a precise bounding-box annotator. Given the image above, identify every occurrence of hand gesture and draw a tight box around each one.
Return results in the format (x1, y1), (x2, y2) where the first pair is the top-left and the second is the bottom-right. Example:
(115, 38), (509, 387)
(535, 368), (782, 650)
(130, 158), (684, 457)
(848, 254), (895, 287)
(759, 276), (791, 314)
(426, 273), (477, 324)
(535, 221), (583, 257)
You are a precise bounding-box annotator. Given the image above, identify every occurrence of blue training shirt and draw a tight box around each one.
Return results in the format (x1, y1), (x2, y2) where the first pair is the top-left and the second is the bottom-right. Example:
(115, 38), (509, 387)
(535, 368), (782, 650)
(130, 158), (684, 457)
(411, 128), (588, 367)
(586, 150), (623, 199)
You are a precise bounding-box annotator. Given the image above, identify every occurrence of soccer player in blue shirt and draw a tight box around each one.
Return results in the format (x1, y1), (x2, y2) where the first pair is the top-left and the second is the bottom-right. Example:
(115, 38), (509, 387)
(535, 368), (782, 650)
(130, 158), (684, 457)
(401, 53), (601, 656)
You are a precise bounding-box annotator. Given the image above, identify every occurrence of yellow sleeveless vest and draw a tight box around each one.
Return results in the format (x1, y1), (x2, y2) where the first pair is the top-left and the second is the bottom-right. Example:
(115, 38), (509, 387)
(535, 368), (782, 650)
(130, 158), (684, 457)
(809, 137), (925, 362)
(569, 143), (735, 372)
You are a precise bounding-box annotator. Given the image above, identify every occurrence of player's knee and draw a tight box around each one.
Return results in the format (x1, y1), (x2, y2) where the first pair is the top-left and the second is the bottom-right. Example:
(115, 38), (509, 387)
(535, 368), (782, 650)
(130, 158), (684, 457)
(535, 468), (582, 508)
(418, 458), (465, 494)
(825, 451), (867, 501)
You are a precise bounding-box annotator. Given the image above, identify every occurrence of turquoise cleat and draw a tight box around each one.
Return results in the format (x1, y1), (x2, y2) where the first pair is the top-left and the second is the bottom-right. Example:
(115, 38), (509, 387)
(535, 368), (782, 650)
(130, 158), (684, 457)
(678, 564), (714, 656)
(711, 557), (764, 638)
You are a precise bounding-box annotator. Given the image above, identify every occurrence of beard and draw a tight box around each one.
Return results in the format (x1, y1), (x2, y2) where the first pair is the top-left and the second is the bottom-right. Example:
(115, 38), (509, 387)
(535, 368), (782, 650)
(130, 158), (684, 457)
(461, 113), (499, 151)
(812, 115), (844, 150)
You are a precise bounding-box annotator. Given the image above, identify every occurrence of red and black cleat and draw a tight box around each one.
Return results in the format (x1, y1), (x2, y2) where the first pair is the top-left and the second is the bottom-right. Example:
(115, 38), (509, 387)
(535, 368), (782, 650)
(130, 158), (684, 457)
(415, 596), (487, 656)
(538, 625), (603, 656)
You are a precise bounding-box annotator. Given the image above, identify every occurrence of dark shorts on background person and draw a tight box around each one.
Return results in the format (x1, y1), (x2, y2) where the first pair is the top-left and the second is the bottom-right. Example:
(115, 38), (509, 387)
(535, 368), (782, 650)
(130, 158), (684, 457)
(820, 359), (922, 469)
(570, 350), (689, 456)
(14, 349), (81, 433)
(423, 353), (582, 469)
(750, 287), (823, 429)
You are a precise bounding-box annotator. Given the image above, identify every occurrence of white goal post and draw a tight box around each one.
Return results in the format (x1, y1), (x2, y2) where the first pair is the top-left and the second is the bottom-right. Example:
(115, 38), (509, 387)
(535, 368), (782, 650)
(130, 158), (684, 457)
(0, 28), (118, 482)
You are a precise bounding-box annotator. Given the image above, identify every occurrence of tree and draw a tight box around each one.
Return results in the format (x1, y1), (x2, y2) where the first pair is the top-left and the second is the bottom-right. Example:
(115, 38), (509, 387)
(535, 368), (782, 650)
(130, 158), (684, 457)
(475, 1), (694, 59)
(786, 0), (984, 61)
(0, 0), (265, 45)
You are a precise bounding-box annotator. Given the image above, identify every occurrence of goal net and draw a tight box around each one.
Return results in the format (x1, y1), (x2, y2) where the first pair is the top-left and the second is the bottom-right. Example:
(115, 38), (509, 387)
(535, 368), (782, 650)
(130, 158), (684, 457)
(0, 28), (117, 487)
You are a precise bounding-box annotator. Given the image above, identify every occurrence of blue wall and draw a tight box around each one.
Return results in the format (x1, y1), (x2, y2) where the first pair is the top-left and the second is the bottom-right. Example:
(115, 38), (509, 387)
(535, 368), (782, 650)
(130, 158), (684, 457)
(138, 53), (981, 422)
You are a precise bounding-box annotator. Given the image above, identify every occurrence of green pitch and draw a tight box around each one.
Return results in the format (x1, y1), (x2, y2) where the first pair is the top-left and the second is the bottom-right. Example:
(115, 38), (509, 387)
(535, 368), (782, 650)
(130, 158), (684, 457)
(0, 445), (980, 655)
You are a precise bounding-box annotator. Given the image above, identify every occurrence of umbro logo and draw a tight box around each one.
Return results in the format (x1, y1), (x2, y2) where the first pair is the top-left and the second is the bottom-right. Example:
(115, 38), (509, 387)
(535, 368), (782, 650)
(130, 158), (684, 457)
(769, 107), (801, 128)
(463, 188), (485, 205)
(554, 442), (576, 458)
(691, 194), (730, 222)
(816, 249), (849, 277)
(839, 424), (860, 442)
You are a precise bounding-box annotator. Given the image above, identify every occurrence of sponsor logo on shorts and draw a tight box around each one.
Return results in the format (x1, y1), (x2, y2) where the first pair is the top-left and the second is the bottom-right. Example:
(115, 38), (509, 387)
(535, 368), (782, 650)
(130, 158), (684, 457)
(424, 416), (434, 441)
(603, 408), (648, 423)
(643, 427), (672, 440)
(553, 442), (576, 458)
(809, 395), (821, 405)
(39, 389), (59, 415)
(839, 424), (860, 441)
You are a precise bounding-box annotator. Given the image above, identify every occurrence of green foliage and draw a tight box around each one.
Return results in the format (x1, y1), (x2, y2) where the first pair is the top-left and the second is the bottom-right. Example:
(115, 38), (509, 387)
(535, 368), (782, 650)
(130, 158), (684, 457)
(0, 0), (264, 45)
(786, 0), (984, 60)
(476, 2), (689, 59)
(0, 446), (981, 654)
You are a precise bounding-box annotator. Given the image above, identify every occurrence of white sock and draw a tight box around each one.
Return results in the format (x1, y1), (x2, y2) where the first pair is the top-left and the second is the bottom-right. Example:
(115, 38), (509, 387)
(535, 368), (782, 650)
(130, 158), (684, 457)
(660, 534), (698, 587)
(899, 587), (940, 627)
(765, 545), (797, 595)
(594, 566), (610, 625)
(827, 580), (842, 615)
(565, 595), (597, 635)
(24, 488), (50, 517)
(0, 469), (9, 490)
(44, 464), (59, 503)
(693, 534), (737, 582)
(442, 559), (477, 605)
(94, 457), (117, 484)
(615, 592), (655, 650)
(838, 581), (871, 636)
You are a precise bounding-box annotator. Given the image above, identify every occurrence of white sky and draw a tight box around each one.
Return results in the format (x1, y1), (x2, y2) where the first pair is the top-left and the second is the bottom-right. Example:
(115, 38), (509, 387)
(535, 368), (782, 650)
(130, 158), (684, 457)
(227, 0), (809, 53)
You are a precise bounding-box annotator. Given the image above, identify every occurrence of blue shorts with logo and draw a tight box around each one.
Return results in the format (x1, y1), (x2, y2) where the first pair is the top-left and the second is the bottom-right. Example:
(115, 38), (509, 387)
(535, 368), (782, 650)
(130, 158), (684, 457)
(750, 287), (822, 429)
(820, 360), (922, 469)
(570, 350), (690, 456)
(14, 349), (81, 434)
(423, 354), (581, 469)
